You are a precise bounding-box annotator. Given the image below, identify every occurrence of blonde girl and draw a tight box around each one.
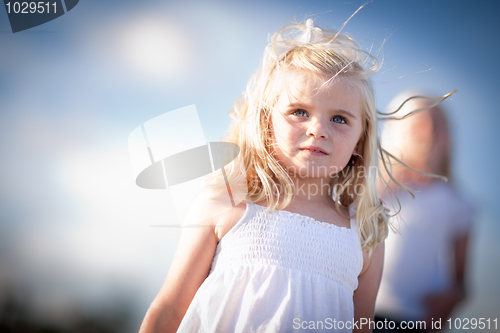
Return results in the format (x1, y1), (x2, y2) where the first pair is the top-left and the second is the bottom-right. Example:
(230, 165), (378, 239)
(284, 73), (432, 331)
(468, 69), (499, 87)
(140, 17), (392, 333)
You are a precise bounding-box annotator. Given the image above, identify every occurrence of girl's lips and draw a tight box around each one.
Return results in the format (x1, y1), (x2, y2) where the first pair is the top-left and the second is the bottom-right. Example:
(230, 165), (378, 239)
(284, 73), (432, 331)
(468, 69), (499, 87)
(300, 148), (328, 155)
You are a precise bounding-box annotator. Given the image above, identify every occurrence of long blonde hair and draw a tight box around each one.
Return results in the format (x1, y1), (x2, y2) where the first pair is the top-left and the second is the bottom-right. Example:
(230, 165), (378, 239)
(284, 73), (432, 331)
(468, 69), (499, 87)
(211, 19), (385, 250)
(213, 19), (453, 251)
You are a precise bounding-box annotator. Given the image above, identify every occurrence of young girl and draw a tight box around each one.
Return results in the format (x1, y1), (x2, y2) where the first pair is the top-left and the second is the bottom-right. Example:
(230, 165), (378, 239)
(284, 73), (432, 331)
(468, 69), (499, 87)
(140, 18), (389, 333)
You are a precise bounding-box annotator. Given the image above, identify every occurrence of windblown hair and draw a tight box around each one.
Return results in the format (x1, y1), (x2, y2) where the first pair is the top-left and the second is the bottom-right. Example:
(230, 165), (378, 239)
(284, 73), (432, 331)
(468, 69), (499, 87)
(380, 92), (452, 190)
(214, 19), (386, 250)
(211, 19), (454, 251)
(377, 92), (454, 203)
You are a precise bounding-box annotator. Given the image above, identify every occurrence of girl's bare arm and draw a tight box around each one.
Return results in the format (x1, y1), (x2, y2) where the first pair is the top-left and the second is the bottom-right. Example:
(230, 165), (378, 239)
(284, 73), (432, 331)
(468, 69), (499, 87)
(353, 242), (385, 333)
(138, 194), (246, 333)
(138, 219), (219, 333)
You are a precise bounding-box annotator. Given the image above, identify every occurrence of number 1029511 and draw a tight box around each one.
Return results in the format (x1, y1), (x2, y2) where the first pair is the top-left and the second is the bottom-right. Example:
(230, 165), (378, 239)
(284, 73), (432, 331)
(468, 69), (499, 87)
(447, 318), (497, 330)
(5, 2), (57, 14)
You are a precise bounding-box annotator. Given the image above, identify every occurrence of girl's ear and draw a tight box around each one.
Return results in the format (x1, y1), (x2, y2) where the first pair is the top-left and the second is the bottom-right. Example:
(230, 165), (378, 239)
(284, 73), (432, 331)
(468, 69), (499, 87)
(352, 145), (364, 162)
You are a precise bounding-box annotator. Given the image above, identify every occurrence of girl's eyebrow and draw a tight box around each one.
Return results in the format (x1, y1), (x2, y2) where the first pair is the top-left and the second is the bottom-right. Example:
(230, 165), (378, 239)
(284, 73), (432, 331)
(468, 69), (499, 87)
(334, 109), (358, 120)
(288, 102), (358, 119)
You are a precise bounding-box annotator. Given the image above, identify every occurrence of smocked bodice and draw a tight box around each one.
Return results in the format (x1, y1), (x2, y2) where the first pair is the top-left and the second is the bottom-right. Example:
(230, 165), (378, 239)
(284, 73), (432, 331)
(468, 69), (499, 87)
(177, 202), (363, 333)
(211, 203), (363, 292)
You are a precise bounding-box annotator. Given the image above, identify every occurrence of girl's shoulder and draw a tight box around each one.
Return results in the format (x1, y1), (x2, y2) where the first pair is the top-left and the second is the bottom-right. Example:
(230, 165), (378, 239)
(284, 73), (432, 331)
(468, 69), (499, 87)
(214, 200), (248, 242)
(182, 187), (248, 242)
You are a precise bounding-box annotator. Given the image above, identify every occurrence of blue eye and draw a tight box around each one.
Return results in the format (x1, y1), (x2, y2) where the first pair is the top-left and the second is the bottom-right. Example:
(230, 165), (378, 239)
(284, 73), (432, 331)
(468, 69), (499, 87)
(293, 110), (308, 117)
(331, 116), (347, 124)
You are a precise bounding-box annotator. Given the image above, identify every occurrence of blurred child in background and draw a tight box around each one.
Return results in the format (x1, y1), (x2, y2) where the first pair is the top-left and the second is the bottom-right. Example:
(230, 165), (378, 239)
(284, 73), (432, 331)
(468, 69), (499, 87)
(375, 95), (474, 332)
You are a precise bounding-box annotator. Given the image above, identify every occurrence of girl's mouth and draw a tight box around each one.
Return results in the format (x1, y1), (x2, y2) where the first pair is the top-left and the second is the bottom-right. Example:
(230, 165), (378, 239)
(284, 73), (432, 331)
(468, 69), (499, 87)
(300, 148), (328, 156)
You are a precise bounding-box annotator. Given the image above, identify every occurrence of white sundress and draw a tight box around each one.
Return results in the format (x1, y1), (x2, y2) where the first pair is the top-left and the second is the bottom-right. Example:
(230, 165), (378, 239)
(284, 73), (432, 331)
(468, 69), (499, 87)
(177, 202), (363, 332)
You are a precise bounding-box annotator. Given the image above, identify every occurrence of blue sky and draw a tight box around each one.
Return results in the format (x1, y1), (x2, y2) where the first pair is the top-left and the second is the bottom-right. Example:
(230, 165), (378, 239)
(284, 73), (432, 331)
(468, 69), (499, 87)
(0, 0), (499, 330)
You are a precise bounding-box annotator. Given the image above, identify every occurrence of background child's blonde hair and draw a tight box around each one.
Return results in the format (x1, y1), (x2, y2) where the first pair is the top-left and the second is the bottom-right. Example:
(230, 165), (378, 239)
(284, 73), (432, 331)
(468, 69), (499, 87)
(218, 19), (388, 250)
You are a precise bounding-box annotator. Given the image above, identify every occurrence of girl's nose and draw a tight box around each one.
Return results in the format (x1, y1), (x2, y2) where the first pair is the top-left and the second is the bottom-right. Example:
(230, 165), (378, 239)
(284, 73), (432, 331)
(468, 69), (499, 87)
(306, 119), (328, 139)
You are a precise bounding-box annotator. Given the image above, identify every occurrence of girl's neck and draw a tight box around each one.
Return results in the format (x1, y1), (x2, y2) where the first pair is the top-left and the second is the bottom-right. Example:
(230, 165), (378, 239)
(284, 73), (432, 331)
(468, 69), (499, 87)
(269, 176), (350, 228)
(289, 176), (333, 204)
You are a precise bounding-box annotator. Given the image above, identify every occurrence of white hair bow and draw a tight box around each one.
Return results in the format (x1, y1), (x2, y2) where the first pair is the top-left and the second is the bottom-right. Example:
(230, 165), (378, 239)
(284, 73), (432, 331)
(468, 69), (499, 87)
(300, 18), (324, 44)
(262, 18), (324, 71)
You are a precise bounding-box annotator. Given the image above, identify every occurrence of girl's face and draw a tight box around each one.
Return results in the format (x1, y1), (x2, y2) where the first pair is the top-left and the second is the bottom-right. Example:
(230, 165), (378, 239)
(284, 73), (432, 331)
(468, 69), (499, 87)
(270, 71), (364, 179)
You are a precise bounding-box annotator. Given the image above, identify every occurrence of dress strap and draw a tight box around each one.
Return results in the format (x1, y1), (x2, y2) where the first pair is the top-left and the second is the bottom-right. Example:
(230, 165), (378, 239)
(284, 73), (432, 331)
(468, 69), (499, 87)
(219, 202), (254, 243)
